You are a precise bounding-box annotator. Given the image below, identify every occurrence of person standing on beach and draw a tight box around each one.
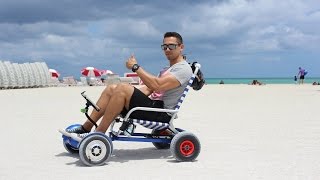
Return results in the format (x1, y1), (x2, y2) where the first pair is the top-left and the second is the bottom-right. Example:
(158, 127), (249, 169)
(66, 32), (192, 137)
(297, 67), (305, 84)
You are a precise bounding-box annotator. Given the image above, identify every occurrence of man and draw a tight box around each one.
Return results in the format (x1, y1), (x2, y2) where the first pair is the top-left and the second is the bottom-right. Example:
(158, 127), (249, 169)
(297, 67), (305, 84)
(67, 32), (192, 137)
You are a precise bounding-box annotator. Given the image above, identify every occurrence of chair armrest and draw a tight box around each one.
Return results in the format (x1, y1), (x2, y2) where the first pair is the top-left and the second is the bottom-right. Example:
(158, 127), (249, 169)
(123, 107), (178, 121)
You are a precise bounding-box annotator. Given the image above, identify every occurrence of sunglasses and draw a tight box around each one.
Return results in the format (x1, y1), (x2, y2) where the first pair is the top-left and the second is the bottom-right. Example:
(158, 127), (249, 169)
(161, 44), (180, 50)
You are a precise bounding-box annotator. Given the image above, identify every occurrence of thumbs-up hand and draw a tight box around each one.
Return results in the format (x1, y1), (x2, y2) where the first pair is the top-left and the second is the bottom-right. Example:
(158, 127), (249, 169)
(126, 54), (137, 69)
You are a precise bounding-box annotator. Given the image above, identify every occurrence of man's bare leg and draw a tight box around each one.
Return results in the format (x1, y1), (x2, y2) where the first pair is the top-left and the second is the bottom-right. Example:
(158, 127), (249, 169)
(95, 84), (134, 133)
(81, 84), (118, 131)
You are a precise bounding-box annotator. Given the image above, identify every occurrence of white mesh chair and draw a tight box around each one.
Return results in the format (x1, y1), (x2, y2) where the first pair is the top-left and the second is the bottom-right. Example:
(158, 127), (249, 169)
(30, 63), (41, 87)
(20, 63), (30, 88)
(34, 62), (49, 87)
(24, 63), (35, 88)
(3, 61), (17, 88)
(16, 63), (26, 88)
(40, 62), (51, 87)
(19, 63), (29, 88)
(0, 61), (7, 89)
(1, 61), (10, 88)
(12, 63), (23, 88)
(34, 62), (44, 87)
(23, 63), (31, 87)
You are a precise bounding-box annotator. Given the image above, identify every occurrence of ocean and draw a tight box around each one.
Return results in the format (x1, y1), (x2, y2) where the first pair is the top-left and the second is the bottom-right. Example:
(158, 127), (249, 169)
(205, 77), (320, 84)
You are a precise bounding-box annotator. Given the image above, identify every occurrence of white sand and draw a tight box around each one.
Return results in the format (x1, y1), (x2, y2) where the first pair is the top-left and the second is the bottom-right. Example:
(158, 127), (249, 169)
(1, 84), (320, 180)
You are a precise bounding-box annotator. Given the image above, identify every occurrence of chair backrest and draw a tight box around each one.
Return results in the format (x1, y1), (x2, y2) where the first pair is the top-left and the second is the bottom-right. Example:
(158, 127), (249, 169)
(174, 63), (201, 110)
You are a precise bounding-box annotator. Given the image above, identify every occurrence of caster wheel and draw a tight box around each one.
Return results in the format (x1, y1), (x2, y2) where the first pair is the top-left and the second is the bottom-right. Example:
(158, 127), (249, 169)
(170, 131), (201, 161)
(151, 129), (172, 149)
(79, 132), (113, 166)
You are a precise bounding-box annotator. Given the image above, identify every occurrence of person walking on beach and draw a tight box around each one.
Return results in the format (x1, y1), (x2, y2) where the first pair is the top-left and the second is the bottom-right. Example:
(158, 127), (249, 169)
(66, 32), (192, 137)
(297, 67), (306, 84)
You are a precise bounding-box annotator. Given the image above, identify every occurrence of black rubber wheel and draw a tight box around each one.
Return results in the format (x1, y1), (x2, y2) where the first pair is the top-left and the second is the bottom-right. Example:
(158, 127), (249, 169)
(151, 129), (172, 149)
(79, 132), (113, 166)
(170, 131), (201, 161)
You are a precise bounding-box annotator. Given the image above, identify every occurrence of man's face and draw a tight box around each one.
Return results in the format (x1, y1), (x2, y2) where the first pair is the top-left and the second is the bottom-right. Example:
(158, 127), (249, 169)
(162, 37), (183, 61)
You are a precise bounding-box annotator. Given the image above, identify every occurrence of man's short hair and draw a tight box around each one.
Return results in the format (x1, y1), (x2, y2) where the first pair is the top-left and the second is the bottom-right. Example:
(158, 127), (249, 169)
(164, 32), (183, 44)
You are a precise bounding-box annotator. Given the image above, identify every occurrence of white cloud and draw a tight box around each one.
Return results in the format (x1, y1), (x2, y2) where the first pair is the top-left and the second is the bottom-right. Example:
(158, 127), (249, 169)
(43, 34), (67, 44)
(182, 0), (320, 52)
(0, 0), (320, 77)
(104, 19), (160, 37)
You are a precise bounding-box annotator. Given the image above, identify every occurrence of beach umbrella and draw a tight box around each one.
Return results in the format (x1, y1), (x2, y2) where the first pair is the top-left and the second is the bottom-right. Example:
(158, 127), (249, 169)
(49, 69), (60, 78)
(100, 69), (114, 76)
(81, 67), (101, 77)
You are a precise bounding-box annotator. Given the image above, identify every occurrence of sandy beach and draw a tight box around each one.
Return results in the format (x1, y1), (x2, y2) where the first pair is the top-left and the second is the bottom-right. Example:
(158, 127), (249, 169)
(1, 84), (320, 180)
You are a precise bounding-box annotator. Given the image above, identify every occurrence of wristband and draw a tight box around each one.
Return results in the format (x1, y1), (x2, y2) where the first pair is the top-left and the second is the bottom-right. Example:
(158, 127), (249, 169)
(132, 64), (140, 72)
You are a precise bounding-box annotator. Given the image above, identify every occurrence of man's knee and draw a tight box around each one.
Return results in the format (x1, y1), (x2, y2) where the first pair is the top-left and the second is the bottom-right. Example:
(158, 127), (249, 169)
(102, 83), (133, 98)
(116, 83), (133, 91)
(102, 84), (117, 95)
(114, 83), (134, 97)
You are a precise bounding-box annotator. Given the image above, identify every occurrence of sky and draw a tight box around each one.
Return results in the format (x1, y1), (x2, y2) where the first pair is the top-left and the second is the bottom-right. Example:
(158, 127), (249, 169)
(0, 0), (319, 78)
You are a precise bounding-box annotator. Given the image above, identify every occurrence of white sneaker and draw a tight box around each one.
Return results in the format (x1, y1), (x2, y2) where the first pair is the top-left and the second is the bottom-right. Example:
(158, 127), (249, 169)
(70, 132), (89, 141)
(66, 125), (89, 134)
